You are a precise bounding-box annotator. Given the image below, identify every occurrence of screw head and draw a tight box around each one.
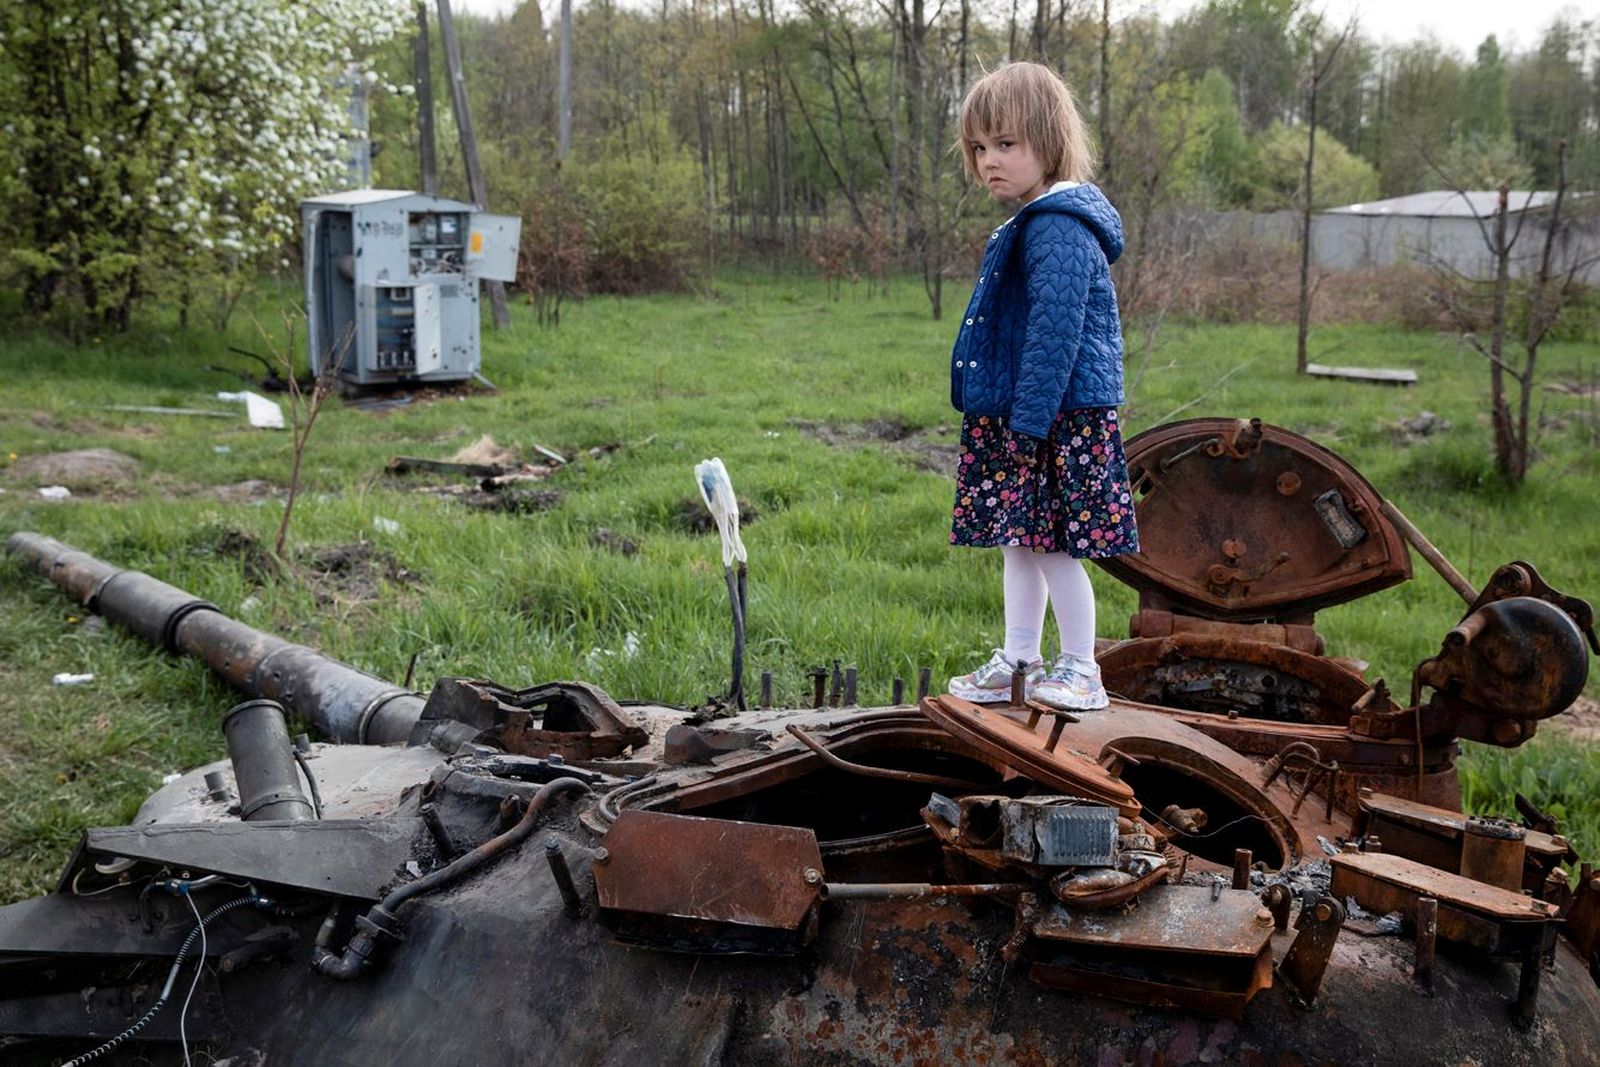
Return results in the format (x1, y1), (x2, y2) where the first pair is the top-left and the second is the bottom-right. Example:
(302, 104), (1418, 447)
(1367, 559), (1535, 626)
(593, 847), (610, 866)
(803, 867), (823, 886)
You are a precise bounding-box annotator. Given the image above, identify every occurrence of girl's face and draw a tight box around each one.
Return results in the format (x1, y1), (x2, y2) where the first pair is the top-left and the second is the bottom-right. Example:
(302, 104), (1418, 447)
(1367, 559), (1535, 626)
(969, 131), (1049, 205)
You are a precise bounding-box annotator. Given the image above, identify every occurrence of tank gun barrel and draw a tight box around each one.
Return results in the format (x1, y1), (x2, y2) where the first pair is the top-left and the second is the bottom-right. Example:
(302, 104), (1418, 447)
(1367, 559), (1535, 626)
(7, 532), (423, 744)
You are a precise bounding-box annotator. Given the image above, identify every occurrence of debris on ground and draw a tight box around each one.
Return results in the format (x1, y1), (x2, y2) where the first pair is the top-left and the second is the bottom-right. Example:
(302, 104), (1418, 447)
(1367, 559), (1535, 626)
(675, 495), (761, 534)
(793, 418), (960, 474)
(451, 434), (521, 469)
(9, 448), (140, 490)
(1392, 410), (1450, 442)
(204, 480), (280, 504)
(37, 485), (72, 500)
(217, 390), (287, 430)
(51, 672), (94, 686)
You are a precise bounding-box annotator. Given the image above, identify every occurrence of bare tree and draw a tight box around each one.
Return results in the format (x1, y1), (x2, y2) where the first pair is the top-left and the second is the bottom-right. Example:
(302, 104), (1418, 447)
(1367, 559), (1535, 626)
(1295, 17), (1353, 374)
(1426, 141), (1597, 483)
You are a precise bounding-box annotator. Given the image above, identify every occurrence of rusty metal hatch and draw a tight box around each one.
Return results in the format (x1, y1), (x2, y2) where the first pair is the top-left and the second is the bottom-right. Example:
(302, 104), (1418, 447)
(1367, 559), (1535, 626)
(1100, 417), (1411, 621)
(594, 810), (823, 954)
(920, 696), (1141, 817)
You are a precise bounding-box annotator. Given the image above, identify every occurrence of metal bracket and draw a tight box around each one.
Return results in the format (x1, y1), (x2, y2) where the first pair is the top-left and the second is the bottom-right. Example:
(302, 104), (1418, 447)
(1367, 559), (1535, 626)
(1277, 894), (1344, 1005)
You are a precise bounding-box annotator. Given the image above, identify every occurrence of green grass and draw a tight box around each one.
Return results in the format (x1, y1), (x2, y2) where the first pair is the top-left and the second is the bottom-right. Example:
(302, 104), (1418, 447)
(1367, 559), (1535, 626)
(1, 272), (1596, 901)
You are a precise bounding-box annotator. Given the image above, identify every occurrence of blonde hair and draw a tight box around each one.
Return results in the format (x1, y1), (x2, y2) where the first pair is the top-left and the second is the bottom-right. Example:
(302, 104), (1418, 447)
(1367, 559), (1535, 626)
(956, 62), (1097, 186)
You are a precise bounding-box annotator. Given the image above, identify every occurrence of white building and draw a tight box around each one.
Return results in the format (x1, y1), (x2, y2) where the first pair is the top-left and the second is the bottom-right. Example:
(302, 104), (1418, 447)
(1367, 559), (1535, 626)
(1316, 190), (1599, 283)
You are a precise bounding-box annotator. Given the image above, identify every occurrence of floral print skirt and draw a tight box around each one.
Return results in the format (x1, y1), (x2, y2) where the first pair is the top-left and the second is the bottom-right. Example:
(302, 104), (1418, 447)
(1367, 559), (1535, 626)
(950, 408), (1140, 557)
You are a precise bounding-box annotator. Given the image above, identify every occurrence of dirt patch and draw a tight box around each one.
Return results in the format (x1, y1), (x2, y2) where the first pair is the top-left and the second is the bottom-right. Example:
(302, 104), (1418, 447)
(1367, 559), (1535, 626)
(1549, 695), (1600, 746)
(9, 448), (140, 489)
(302, 542), (423, 603)
(793, 418), (960, 475)
(591, 528), (640, 556)
(414, 484), (564, 514)
(186, 524), (281, 585)
(674, 495), (761, 534)
(205, 480), (281, 503)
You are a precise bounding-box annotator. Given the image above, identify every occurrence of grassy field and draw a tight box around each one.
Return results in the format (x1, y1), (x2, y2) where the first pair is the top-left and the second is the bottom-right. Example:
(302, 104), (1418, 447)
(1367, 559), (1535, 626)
(1, 271), (1597, 901)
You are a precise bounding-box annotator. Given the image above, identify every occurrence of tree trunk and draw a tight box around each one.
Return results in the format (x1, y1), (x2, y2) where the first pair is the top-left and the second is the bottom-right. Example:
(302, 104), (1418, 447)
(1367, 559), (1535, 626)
(437, 0), (509, 328)
(414, 2), (439, 194)
(1295, 49), (1318, 375)
(1489, 185), (1514, 479)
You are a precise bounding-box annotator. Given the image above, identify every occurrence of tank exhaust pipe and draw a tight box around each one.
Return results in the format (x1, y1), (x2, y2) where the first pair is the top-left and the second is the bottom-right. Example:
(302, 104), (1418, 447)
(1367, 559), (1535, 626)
(7, 532), (423, 744)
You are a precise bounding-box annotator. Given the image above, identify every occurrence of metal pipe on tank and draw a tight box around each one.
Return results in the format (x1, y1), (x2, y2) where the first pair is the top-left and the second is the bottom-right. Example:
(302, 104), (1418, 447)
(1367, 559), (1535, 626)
(6, 532), (424, 744)
(222, 699), (316, 821)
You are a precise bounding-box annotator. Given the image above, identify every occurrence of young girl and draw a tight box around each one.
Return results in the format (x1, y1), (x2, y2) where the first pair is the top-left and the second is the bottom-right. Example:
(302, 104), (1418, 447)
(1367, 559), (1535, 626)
(946, 62), (1138, 711)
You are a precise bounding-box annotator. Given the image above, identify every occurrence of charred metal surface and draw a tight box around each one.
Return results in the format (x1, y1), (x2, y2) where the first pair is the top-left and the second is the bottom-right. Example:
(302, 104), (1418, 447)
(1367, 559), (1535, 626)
(1102, 417), (1411, 620)
(1277, 895), (1344, 1004)
(412, 678), (649, 759)
(0, 986), (226, 1040)
(78, 819), (426, 900)
(0, 891), (267, 958)
(920, 696), (1140, 816)
(1413, 595), (1591, 745)
(595, 810), (823, 951)
(6, 532), (426, 744)
(1098, 634), (1370, 726)
(1355, 791), (1571, 893)
(1030, 884), (1276, 1017)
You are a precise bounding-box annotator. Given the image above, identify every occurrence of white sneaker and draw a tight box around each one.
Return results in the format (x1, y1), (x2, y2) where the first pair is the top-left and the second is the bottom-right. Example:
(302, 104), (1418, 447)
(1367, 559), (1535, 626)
(1033, 655), (1109, 710)
(949, 648), (1043, 703)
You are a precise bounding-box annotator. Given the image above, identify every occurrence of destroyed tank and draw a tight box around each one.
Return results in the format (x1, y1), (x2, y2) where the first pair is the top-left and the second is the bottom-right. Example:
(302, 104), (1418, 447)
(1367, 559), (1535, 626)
(3, 417), (1598, 1065)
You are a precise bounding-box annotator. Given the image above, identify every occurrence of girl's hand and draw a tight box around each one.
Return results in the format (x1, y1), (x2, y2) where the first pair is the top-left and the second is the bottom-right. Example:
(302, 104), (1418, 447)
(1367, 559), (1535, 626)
(1012, 431), (1043, 466)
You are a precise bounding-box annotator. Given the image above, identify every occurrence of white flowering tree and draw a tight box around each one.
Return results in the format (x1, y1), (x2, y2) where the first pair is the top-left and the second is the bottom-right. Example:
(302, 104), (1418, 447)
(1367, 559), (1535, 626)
(0, 0), (411, 329)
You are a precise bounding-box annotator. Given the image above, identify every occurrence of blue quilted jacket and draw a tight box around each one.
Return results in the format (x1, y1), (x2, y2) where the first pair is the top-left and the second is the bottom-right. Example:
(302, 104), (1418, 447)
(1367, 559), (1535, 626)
(949, 183), (1126, 440)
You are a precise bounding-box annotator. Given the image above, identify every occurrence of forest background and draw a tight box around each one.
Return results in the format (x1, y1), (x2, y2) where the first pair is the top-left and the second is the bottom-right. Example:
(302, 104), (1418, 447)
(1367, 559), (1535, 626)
(2, 0), (1597, 330)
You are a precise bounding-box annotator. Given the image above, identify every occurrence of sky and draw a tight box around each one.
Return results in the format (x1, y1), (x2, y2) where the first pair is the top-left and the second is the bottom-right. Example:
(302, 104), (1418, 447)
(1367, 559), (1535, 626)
(451, 0), (1588, 59)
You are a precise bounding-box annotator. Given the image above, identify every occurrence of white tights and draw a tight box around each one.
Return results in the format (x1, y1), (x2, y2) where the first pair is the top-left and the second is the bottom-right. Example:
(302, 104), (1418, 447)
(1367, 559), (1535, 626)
(1000, 546), (1096, 666)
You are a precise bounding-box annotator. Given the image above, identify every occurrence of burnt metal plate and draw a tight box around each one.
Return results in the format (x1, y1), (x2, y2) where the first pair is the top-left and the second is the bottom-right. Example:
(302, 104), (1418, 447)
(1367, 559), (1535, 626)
(1360, 792), (1568, 858)
(1331, 852), (1559, 922)
(1032, 883), (1275, 958)
(921, 696), (1139, 816)
(596, 810), (822, 931)
(1100, 418), (1411, 620)
(82, 818), (425, 899)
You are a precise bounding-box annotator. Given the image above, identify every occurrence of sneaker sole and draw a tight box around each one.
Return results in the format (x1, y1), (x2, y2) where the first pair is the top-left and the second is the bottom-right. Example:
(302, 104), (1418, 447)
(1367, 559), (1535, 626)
(948, 680), (1027, 704)
(1033, 688), (1110, 711)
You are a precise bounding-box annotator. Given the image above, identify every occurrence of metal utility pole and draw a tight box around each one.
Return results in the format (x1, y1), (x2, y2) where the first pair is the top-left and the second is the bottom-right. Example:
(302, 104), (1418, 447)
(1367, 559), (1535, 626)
(436, 0), (510, 329)
(559, 0), (572, 158)
(414, 2), (438, 196)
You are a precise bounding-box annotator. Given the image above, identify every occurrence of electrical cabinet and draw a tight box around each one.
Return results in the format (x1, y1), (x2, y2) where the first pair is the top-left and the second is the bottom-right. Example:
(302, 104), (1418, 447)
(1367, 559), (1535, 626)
(301, 190), (521, 387)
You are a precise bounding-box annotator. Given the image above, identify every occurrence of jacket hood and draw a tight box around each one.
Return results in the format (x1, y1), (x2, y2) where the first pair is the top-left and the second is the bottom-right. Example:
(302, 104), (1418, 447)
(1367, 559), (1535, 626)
(1020, 183), (1124, 264)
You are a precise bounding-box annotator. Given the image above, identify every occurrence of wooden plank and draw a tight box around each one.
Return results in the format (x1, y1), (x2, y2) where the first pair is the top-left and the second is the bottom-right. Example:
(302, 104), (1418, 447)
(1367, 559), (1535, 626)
(1305, 363), (1418, 385)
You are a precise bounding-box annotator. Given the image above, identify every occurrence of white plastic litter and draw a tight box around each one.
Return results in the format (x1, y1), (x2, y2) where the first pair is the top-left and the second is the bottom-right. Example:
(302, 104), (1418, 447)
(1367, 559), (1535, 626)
(38, 485), (72, 500)
(216, 391), (286, 430)
(52, 672), (95, 686)
(213, 445), (232, 454)
(162, 772), (183, 785)
(693, 458), (747, 567)
(372, 516), (401, 535)
(583, 631), (642, 671)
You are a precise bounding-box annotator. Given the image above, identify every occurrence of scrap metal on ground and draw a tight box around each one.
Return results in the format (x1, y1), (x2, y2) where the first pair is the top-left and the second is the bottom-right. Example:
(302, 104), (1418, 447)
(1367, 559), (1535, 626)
(1, 416), (1597, 1065)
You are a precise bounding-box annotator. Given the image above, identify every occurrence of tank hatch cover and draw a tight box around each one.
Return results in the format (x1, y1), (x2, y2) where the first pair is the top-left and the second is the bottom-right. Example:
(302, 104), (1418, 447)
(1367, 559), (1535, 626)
(1100, 417), (1411, 621)
(919, 696), (1140, 817)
